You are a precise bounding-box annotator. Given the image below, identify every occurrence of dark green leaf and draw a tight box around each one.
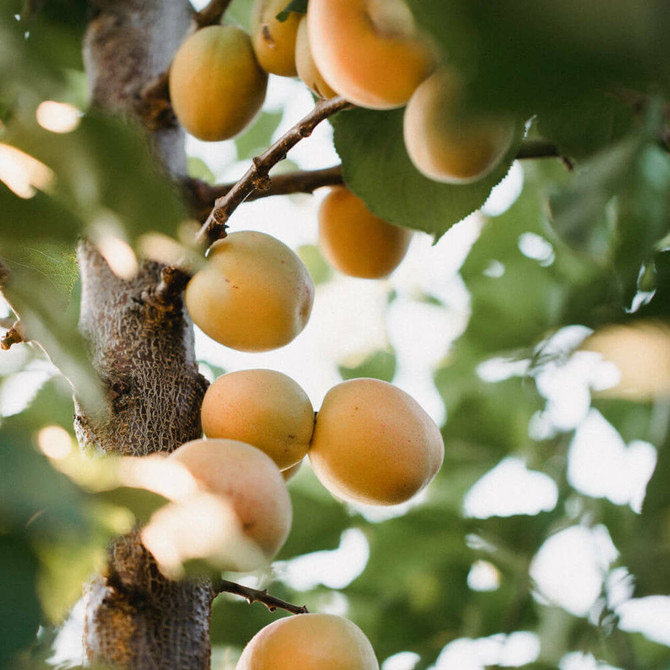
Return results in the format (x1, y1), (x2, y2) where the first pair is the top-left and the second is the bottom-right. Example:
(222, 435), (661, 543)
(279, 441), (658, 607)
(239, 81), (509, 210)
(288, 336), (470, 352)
(276, 0), (307, 22)
(332, 107), (520, 240)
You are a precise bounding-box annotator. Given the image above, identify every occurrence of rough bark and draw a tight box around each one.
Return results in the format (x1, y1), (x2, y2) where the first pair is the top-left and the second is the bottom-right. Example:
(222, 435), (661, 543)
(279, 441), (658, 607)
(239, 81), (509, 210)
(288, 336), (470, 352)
(78, 1), (215, 667)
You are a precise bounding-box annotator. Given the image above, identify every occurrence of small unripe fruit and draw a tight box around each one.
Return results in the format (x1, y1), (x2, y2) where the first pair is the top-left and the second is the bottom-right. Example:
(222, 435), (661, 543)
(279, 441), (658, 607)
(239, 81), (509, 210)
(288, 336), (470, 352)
(169, 438), (292, 566)
(307, 0), (434, 109)
(318, 186), (412, 278)
(236, 613), (379, 670)
(169, 25), (267, 141)
(403, 70), (515, 184)
(201, 369), (315, 470)
(251, 0), (301, 77)
(295, 16), (338, 99)
(309, 378), (444, 505)
(185, 231), (315, 352)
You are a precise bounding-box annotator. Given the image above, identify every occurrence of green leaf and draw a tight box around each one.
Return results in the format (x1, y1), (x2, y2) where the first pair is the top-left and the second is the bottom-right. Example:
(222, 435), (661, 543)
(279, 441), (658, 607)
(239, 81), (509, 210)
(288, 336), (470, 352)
(338, 349), (396, 384)
(0, 534), (41, 669)
(235, 110), (284, 161)
(537, 90), (634, 160)
(276, 0), (307, 21)
(297, 244), (332, 285)
(332, 107), (520, 240)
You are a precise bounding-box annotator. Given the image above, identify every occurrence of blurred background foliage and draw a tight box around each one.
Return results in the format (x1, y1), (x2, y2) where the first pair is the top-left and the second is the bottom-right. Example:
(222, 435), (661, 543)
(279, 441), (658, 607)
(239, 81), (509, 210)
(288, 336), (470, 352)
(1, 0), (670, 669)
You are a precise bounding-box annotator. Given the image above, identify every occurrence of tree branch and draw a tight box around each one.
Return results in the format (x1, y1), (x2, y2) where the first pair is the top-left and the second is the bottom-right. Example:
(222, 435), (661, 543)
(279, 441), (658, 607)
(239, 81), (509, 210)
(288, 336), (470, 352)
(196, 96), (353, 248)
(0, 319), (26, 350)
(192, 0), (233, 29)
(185, 165), (344, 222)
(214, 578), (309, 616)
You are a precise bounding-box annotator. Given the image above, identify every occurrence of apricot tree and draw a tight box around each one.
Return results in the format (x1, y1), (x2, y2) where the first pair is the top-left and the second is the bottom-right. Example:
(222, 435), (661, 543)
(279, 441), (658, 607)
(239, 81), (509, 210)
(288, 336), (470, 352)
(1, 0), (670, 669)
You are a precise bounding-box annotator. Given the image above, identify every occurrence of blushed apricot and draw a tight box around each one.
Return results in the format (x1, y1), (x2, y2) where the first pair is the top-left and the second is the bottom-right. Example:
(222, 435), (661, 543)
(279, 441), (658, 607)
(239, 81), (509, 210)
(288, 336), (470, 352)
(185, 231), (315, 352)
(318, 186), (412, 278)
(169, 25), (267, 141)
(309, 378), (444, 506)
(307, 0), (434, 109)
(295, 16), (337, 99)
(251, 0), (301, 77)
(236, 613), (379, 670)
(201, 369), (315, 470)
(168, 438), (292, 567)
(403, 69), (515, 184)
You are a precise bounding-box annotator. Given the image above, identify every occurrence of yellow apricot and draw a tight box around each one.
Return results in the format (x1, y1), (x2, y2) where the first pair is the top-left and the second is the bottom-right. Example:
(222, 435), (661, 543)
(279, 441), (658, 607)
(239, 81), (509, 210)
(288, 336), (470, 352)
(309, 378), (444, 506)
(251, 0), (301, 77)
(169, 25), (267, 141)
(403, 69), (516, 184)
(236, 613), (379, 670)
(185, 231), (315, 352)
(168, 438), (292, 566)
(580, 320), (670, 400)
(201, 369), (315, 470)
(307, 0), (435, 109)
(318, 186), (412, 278)
(295, 16), (338, 99)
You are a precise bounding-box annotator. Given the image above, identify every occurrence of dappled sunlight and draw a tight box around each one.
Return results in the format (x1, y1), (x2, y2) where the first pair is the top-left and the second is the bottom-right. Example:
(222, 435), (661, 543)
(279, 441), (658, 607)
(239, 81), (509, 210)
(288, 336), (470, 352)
(568, 410), (657, 512)
(36, 101), (81, 133)
(431, 631), (540, 669)
(467, 560), (501, 592)
(37, 424), (74, 460)
(530, 525), (617, 617)
(0, 142), (54, 198)
(276, 528), (369, 590)
(463, 457), (558, 518)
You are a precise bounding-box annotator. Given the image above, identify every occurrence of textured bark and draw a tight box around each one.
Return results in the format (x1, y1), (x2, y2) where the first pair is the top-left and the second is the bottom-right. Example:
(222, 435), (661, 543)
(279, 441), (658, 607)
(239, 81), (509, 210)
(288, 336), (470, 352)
(79, 1), (216, 668)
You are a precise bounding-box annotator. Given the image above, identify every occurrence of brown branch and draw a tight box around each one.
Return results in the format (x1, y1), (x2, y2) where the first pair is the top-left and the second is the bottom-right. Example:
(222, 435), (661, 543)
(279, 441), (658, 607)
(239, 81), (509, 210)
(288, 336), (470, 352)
(196, 96), (353, 248)
(192, 0), (233, 29)
(1, 319), (26, 350)
(140, 265), (191, 311)
(185, 165), (344, 221)
(214, 578), (309, 616)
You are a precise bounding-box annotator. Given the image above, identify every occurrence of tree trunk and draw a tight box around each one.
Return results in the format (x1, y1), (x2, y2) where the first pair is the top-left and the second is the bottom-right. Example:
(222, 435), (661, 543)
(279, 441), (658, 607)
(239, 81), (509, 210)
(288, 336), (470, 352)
(78, 1), (215, 667)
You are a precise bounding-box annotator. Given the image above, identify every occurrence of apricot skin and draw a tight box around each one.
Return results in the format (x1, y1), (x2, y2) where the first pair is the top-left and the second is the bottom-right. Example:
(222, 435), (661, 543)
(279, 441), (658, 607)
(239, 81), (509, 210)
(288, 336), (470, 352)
(201, 369), (315, 471)
(169, 25), (267, 141)
(251, 0), (301, 77)
(307, 0), (434, 109)
(308, 378), (444, 506)
(318, 186), (412, 279)
(295, 16), (338, 99)
(403, 70), (515, 184)
(185, 231), (315, 352)
(236, 613), (379, 670)
(168, 438), (292, 565)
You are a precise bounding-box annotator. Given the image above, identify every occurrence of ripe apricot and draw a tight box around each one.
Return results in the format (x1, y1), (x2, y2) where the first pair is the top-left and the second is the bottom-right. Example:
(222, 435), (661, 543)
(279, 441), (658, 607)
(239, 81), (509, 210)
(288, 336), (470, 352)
(201, 369), (315, 470)
(184, 231), (315, 352)
(251, 0), (301, 77)
(294, 16), (337, 99)
(307, 0), (434, 109)
(580, 320), (670, 400)
(403, 70), (516, 184)
(309, 378), (444, 506)
(168, 438), (292, 567)
(169, 25), (267, 141)
(236, 613), (379, 670)
(318, 186), (412, 278)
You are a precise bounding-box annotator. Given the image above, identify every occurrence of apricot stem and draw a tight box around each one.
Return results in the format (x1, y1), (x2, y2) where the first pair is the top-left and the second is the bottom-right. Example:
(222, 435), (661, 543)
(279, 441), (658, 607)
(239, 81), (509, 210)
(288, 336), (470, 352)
(196, 96), (353, 248)
(214, 578), (309, 615)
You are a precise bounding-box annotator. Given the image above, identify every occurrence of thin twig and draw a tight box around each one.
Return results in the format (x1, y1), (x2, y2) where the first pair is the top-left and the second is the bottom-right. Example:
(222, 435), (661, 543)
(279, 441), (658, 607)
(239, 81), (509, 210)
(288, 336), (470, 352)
(140, 266), (191, 311)
(192, 0), (233, 29)
(196, 96), (353, 248)
(135, 71), (175, 131)
(184, 165), (344, 221)
(214, 578), (309, 615)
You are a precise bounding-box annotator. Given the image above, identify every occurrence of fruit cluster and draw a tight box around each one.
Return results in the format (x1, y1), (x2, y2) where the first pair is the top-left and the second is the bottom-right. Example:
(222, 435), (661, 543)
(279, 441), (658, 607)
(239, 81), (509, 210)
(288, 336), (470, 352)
(162, 1), (469, 665)
(169, 0), (516, 185)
